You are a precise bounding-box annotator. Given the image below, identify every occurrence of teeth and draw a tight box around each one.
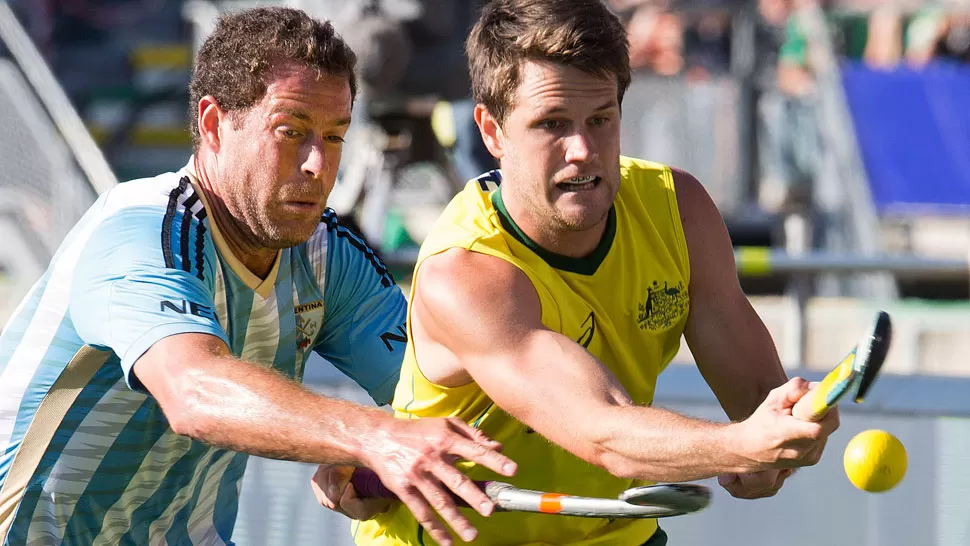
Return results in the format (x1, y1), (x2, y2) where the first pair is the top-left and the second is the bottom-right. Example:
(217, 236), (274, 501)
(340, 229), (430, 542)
(562, 176), (596, 185)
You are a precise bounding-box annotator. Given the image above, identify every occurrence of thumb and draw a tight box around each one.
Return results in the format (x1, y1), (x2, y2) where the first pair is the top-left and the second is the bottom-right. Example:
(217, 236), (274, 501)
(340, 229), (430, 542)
(718, 473), (740, 487)
(765, 377), (812, 410)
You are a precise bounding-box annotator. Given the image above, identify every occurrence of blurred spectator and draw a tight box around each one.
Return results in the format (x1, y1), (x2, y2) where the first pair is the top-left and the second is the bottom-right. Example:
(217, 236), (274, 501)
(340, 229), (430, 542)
(627, 7), (685, 75)
(906, 7), (970, 67)
(862, 4), (904, 68)
(338, 0), (495, 182)
(755, 0), (821, 213)
(683, 10), (733, 78)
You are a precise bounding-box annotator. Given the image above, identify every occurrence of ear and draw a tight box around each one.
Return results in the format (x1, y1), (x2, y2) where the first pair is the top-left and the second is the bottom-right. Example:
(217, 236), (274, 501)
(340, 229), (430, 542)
(197, 95), (225, 152)
(475, 104), (505, 161)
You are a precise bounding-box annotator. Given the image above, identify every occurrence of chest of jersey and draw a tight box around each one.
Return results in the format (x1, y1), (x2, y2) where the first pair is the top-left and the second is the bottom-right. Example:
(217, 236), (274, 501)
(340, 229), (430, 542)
(521, 200), (689, 406)
(211, 249), (324, 381)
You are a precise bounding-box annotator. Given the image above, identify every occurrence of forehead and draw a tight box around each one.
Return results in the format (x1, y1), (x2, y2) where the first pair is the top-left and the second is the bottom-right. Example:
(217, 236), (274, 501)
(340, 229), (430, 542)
(511, 60), (618, 114)
(260, 60), (353, 117)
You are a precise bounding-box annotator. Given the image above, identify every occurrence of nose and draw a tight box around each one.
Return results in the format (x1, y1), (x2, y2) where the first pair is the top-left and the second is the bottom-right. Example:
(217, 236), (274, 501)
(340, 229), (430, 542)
(564, 129), (594, 164)
(301, 135), (328, 179)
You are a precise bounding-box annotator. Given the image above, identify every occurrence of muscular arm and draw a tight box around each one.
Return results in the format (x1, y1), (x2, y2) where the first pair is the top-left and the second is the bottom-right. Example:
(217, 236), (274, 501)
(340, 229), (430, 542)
(411, 250), (759, 483)
(674, 169), (789, 421)
(133, 333), (387, 465)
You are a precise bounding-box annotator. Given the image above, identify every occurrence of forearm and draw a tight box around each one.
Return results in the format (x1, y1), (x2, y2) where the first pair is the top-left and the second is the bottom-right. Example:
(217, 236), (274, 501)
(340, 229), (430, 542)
(477, 332), (757, 482)
(169, 355), (387, 465)
(689, 300), (789, 422)
(584, 404), (751, 482)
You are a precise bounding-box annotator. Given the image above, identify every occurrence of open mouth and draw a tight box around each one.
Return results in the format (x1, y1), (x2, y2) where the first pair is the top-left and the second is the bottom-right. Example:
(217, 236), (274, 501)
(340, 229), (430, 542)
(556, 175), (601, 192)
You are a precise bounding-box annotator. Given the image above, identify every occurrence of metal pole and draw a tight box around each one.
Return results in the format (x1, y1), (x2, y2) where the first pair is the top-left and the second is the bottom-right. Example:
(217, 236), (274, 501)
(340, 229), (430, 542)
(735, 247), (970, 279)
(0, 1), (118, 194)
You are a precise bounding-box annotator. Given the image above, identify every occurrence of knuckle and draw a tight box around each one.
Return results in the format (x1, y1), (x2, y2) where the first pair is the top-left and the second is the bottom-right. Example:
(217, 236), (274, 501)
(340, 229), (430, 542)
(450, 472), (467, 492)
(430, 491), (450, 512)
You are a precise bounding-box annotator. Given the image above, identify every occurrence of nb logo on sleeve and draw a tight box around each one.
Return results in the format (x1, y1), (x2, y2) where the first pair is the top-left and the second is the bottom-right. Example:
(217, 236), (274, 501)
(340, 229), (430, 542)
(159, 299), (216, 320)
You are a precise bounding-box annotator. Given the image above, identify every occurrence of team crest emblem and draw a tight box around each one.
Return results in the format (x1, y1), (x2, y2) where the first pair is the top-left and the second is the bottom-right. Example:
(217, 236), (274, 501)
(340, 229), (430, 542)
(295, 300), (324, 351)
(637, 281), (688, 331)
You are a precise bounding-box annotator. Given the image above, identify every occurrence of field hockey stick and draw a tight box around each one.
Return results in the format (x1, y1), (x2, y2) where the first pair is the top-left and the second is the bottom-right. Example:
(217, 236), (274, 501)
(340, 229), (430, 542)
(351, 468), (711, 518)
(792, 310), (892, 421)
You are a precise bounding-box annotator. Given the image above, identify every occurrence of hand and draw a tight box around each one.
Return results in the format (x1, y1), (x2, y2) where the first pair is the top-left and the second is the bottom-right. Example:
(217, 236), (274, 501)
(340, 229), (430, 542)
(358, 417), (517, 546)
(718, 468), (794, 499)
(731, 377), (840, 471)
(311, 464), (391, 520)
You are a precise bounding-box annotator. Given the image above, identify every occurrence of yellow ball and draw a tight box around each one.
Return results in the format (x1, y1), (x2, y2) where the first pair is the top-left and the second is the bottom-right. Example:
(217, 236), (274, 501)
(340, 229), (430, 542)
(843, 429), (907, 493)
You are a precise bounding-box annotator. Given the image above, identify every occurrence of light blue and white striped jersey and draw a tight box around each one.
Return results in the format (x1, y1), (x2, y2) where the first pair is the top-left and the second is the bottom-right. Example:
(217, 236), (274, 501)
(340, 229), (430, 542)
(0, 162), (408, 545)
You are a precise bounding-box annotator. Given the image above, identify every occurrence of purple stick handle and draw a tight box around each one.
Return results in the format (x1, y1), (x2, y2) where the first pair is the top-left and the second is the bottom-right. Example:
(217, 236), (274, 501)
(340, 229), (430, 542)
(350, 468), (490, 508)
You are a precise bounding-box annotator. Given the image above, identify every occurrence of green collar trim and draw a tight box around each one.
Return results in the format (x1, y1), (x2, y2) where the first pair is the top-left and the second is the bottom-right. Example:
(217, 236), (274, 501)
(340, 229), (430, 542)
(491, 186), (615, 275)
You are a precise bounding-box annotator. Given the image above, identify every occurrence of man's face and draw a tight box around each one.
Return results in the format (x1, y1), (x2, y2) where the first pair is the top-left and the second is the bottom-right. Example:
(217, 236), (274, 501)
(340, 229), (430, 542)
(215, 60), (352, 248)
(491, 60), (622, 234)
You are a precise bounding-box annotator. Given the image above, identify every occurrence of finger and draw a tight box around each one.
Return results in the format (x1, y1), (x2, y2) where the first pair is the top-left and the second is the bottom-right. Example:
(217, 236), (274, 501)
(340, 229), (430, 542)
(722, 480), (769, 500)
(447, 418), (504, 451)
(411, 475), (478, 544)
(311, 465), (352, 511)
(733, 472), (782, 499)
(395, 485), (457, 546)
(769, 377), (812, 409)
(717, 473), (739, 487)
(429, 462), (495, 517)
(444, 436), (517, 478)
(340, 483), (392, 521)
(781, 416), (830, 442)
(817, 407), (841, 436)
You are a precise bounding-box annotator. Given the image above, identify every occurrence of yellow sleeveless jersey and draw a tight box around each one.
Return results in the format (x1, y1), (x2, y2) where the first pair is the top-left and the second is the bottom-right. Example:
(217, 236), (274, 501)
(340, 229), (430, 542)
(354, 157), (691, 546)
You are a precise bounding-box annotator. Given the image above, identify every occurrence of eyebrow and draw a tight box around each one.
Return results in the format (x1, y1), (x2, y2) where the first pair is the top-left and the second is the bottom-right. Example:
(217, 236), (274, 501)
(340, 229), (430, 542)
(539, 99), (619, 116)
(272, 108), (352, 127)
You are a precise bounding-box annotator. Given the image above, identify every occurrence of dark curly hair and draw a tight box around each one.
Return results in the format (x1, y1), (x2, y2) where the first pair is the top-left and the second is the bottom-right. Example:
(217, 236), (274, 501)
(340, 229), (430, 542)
(188, 7), (358, 150)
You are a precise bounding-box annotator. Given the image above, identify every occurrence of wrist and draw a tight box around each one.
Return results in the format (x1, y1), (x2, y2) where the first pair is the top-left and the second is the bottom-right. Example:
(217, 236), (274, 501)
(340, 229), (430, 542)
(718, 422), (761, 474)
(346, 409), (398, 468)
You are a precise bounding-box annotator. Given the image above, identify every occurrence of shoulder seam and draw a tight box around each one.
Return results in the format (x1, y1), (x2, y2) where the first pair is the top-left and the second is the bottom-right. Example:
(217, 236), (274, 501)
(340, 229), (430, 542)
(320, 209), (395, 288)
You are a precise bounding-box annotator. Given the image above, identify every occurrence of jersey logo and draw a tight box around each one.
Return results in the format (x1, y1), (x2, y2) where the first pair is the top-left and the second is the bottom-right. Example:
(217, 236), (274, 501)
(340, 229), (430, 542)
(474, 170), (502, 192)
(576, 311), (596, 349)
(637, 281), (688, 331)
(295, 300), (324, 351)
(380, 324), (408, 352)
(160, 299), (215, 320)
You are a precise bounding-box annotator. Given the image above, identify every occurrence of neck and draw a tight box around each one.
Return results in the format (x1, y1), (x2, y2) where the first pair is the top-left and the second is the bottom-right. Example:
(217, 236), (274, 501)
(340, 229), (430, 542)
(502, 188), (607, 259)
(193, 154), (277, 278)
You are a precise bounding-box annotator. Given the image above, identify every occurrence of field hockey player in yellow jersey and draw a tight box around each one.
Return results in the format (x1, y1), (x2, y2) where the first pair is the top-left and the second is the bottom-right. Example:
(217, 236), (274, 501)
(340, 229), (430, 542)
(313, 1), (841, 544)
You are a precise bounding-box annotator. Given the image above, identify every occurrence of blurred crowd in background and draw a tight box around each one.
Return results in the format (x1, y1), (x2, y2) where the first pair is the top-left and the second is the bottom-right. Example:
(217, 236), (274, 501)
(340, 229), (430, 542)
(5, 0), (967, 205)
(3, 0), (969, 284)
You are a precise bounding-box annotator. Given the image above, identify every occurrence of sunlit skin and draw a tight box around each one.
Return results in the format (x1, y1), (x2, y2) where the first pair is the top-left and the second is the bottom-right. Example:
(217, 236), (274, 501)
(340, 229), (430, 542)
(476, 60), (623, 258)
(193, 60), (353, 277)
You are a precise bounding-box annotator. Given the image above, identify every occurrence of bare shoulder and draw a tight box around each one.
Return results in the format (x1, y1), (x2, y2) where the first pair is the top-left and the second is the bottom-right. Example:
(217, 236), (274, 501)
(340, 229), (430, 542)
(670, 168), (731, 245)
(415, 248), (542, 328)
(670, 168), (722, 225)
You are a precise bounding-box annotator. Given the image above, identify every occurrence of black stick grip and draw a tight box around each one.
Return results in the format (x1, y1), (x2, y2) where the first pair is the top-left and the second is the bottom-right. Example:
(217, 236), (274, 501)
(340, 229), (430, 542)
(350, 468), (489, 507)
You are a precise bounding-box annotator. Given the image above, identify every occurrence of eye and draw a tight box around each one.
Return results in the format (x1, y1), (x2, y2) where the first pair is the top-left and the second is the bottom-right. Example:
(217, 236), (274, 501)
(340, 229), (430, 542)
(326, 135), (346, 144)
(281, 128), (303, 139)
(538, 119), (565, 130)
(589, 116), (611, 126)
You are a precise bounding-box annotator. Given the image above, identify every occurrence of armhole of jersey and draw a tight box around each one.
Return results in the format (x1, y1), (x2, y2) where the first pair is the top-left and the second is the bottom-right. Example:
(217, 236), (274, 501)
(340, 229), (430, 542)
(405, 240), (558, 390)
(662, 166), (691, 287)
(464, 238), (559, 331)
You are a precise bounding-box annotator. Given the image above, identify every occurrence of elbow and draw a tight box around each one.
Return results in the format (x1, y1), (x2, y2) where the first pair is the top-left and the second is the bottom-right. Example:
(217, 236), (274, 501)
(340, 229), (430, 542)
(158, 378), (212, 439)
(595, 449), (641, 481)
(166, 403), (203, 438)
(583, 430), (640, 480)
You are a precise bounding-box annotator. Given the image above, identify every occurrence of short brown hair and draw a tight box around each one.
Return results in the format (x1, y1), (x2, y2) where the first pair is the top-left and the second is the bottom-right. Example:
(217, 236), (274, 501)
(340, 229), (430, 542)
(188, 7), (358, 149)
(466, 0), (631, 124)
